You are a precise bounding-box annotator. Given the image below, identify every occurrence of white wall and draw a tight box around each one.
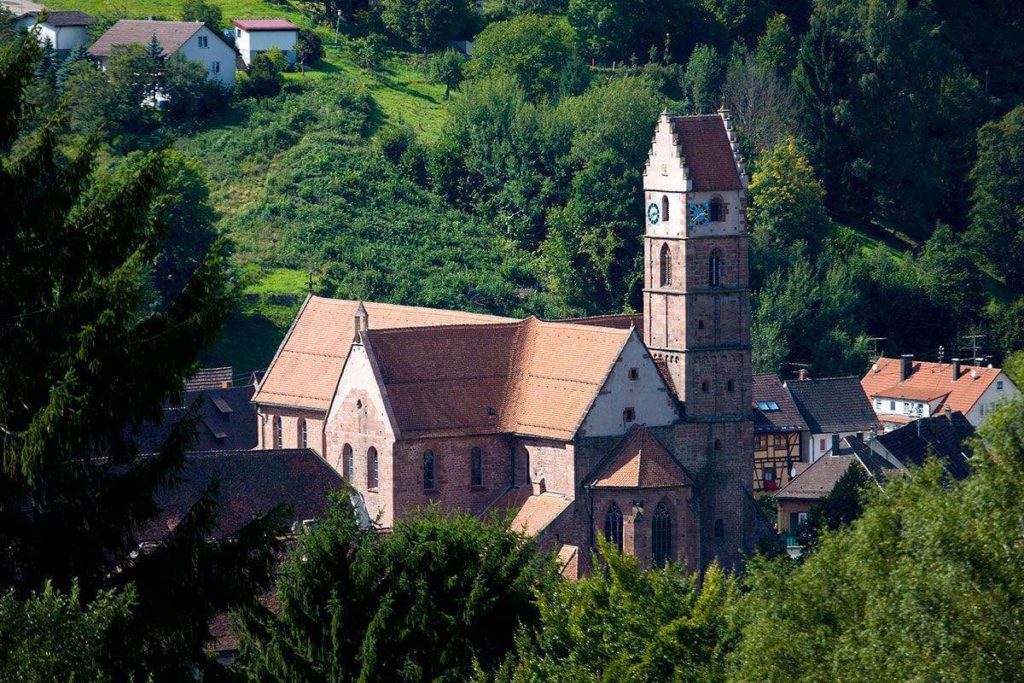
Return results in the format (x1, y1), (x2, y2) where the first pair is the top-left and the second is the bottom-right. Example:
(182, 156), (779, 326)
(16, 19), (90, 51)
(966, 371), (1021, 426)
(325, 343), (397, 442)
(236, 28), (297, 66)
(809, 430), (873, 462)
(178, 25), (236, 88)
(579, 333), (680, 438)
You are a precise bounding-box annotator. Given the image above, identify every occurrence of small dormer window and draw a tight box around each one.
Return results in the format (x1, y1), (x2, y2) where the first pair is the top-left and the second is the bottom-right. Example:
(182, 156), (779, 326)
(198, 35), (208, 48)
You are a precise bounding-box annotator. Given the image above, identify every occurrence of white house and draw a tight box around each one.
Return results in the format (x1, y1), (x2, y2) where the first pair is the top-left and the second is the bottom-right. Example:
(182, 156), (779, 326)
(88, 20), (236, 89)
(786, 375), (882, 462)
(232, 19), (298, 67)
(16, 10), (93, 52)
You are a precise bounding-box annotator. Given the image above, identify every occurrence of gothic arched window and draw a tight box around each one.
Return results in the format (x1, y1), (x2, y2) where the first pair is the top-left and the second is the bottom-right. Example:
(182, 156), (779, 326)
(423, 450), (436, 491)
(709, 196), (723, 222)
(660, 244), (672, 287)
(471, 447), (483, 487)
(272, 416), (282, 449)
(298, 418), (308, 449)
(652, 502), (672, 566)
(709, 250), (722, 288)
(604, 503), (624, 553)
(343, 443), (353, 482)
(367, 447), (378, 490)
(661, 195), (670, 221)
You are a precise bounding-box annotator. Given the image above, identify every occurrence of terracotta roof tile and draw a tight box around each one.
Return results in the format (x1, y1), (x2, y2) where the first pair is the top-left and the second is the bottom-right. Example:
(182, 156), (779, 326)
(185, 366), (233, 391)
(557, 544), (580, 579)
(231, 18), (297, 31)
(669, 114), (744, 192)
(589, 425), (692, 488)
(488, 487), (571, 536)
(862, 357), (1004, 415)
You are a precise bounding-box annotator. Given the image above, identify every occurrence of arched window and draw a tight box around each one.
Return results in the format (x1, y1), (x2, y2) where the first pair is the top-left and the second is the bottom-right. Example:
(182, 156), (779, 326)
(423, 450), (436, 491)
(661, 195), (670, 221)
(367, 447), (378, 489)
(471, 447), (483, 487)
(604, 503), (624, 553)
(714, 518), (725, 538)
(343, 443), (353, 482)
(659, 243), (672, 287)
(709, 250), (721, 287)
(272, 416), (282, 449)
(709, 197), (723, 222)
(727, 379), (734, 393)
(298, 418), (308, 448)
(652, 502), (672, 566)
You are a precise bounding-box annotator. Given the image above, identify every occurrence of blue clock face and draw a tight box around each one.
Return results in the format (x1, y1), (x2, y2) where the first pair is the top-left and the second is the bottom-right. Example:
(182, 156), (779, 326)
(647, 202), (660, 224)
(688, 201), (710, 226)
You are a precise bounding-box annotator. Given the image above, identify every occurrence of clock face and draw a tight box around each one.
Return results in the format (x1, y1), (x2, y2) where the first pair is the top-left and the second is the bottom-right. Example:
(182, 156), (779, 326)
(688, 201), (710, 226)
(647, 202), (660, 225)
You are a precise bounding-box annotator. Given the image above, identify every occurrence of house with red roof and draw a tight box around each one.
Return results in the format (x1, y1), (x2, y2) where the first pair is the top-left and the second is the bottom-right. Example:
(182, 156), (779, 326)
(232, 18), (299, 67)
(861, 354), (1019, 430)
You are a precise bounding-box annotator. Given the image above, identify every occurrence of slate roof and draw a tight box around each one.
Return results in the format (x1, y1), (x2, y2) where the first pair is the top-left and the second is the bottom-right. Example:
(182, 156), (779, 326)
(773, 436), (899, 501)
(89, 20), (230, 57)
(19, 10), (93, 26)
(254, 296), (512, 411)
(134, 385), (258, 453)
(752, 373), (808, 433)
(186, 366), (233, 392)
(231, 18), (297, 31)
(144, 448), (344, 542)
(862, 357), (1006, 416)
(669, 114), (744, 192)
(367, 316), (636, 440)
(588, 425), (692, 489)
(875, 412), (974, 480)
(787, 376), (880, 435)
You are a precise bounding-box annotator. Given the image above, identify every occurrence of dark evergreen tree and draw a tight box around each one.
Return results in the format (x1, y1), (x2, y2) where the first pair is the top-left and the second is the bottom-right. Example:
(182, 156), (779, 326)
(0, 32), (282, 678)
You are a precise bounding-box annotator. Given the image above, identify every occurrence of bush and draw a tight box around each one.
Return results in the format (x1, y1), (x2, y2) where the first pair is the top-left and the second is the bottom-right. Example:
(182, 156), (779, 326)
(351, 33), (387, 72)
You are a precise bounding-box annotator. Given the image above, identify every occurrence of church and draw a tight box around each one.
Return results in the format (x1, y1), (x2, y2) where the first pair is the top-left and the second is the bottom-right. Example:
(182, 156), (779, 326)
(252, 110), (762, 575)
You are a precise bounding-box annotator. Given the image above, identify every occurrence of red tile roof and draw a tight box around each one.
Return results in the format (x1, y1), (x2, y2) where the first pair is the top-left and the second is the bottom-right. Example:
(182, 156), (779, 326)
(670, 114), (744, 192)
(588, 426), (692, 489)
(488, 486), (571, 536)
(231, 18), (298, 31)
(186, 366), (233, 391)
(861, 357), (1003, 415)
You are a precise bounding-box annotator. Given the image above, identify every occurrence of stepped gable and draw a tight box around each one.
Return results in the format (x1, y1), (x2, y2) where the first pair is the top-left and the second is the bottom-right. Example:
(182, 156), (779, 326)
(588, 425), (693, 489)
(254, 296), (512, 410)
(669, 114), (745, 191)
(366, 316), (633, 440)
(862, 357), (1002, 415)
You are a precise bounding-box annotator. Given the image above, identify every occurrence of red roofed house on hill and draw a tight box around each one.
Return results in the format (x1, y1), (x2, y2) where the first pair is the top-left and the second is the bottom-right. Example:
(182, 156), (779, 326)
(254, 111), (765, 574)
(862, 354), (1019, 431)
(232, 18), (299, 67)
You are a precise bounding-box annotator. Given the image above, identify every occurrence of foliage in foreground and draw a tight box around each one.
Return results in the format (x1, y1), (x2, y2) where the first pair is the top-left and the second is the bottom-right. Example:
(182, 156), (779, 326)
(235, 499), (554, 682)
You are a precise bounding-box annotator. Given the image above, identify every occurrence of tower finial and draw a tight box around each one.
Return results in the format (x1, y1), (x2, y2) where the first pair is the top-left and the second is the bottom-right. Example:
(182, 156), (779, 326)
(353, 302), (369, 344)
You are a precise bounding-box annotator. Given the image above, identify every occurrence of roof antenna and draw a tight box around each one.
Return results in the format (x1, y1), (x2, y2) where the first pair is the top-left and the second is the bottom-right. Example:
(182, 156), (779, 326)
(867, 337), (887, 363)
(937, 345), (945, 364)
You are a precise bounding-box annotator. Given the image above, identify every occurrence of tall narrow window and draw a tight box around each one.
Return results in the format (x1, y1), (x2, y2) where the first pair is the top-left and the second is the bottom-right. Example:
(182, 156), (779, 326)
(661, 195), (670, 221)
(652, 502), (672, 566)
(714, 518), (725, 538)
(343, 443), (353, 482)
(709, 250), (721, 287)
(272, 416), (282, 449)
(659, 244), (672, 287)
(471, 447), (483, 487)
(604, 503), (624, 553)
(709, 197), (723, 222)
(298, 419), (308, 448)
(367, 447), (378, 489)
(423, 450), (436, 491)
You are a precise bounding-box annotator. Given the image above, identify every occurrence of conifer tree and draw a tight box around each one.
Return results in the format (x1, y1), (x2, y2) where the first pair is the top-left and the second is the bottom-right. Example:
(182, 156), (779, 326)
(0, 31), (281, 678)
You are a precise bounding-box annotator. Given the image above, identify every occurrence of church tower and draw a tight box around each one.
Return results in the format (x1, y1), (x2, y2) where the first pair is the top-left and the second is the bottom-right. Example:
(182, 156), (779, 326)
(642, 110), (755, 567)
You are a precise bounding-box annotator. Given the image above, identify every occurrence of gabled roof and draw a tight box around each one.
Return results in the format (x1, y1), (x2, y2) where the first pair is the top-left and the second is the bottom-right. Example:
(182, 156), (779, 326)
(367, 316), (633, 440)
(19, 10), (93, 26)
(773, 436), (899, 501)
(487, 486), (571, 537)
(232, 18), (298, 31)
(588, 426), (692, 489)
(89, 20), (229, 58)
(254, 296), (512, 411)
(875, 412), (974, 480)
(668, 114), (744, 192)
(135, 385), (258, 454)
(787, 376), (880, 434)
(143, 448), (344, 542)
(862, 357), (1006, 415)
(186, 366), (233, 392)
(753, 373), (808, 433)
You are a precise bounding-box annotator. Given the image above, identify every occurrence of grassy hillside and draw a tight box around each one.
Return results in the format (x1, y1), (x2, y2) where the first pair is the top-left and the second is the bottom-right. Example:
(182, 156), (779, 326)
(50, 0), (307, 22)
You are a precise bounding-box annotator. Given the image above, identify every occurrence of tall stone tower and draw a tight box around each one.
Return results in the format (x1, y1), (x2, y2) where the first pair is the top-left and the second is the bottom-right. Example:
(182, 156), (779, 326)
(641, 110), (755, 568)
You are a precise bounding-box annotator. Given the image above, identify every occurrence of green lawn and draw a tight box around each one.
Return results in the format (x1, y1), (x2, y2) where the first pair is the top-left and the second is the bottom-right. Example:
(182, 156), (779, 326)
(50, 0), (309, 22)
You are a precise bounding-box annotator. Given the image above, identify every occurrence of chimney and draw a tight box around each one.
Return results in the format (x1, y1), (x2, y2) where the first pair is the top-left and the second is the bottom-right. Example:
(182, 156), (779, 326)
(951, 358), (961, 381)
(531, 473), (545, 496)
(798, 368), (809, 381)
(831, 433), (840, 454)
(899, 354), (913, 382)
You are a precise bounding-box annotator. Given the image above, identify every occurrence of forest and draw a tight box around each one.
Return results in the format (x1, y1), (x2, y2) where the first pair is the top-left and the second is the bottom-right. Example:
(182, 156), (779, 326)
(3, 0), (1024, 679)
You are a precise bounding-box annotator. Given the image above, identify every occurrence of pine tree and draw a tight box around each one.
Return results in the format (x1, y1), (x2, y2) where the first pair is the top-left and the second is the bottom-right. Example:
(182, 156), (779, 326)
(0, 31), (282, 678)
